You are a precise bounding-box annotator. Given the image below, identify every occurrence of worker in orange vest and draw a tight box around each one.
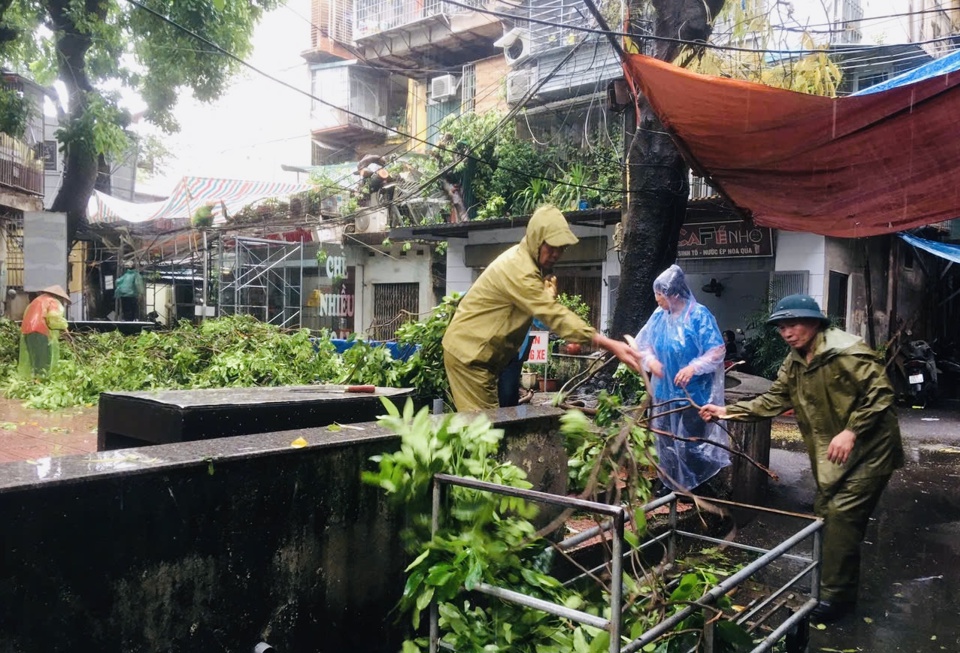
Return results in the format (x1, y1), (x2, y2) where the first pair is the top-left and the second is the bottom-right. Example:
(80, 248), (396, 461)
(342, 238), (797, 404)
(19, 285), (70, 378)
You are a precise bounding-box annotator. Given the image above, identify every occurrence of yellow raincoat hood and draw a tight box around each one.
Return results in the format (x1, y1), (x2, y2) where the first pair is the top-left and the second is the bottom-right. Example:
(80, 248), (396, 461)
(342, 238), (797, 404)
(442, 205), (593, 374)
(520, 206), (579, 259)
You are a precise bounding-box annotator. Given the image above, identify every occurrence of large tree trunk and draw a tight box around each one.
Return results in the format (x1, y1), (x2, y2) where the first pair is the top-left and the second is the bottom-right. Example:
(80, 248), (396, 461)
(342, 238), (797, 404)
(50, 97), (98, 244)
(609, 98), (688, 339)
(609, 0), (724, 337)
(47, 0), (107, 245)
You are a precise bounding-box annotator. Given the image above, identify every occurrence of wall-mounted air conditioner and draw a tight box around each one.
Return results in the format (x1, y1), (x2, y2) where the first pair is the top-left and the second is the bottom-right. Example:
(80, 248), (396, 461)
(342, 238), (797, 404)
(506, 68), (537, 104)
(354, 207), (389, 233)
(494, 28), (532, 66)
(430, 74), (460, 102)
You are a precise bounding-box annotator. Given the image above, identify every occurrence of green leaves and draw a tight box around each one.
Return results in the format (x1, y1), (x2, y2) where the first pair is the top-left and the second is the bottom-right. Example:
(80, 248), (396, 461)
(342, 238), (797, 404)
(0, 315), (345, 409)
(363, 398), (529, 508)
(394, 292), (461, 402)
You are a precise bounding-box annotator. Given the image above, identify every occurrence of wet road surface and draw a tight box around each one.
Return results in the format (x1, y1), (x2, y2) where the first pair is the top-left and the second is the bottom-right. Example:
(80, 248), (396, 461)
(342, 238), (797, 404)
(0, 397), (97, 462)
(741, 404), (960, 652)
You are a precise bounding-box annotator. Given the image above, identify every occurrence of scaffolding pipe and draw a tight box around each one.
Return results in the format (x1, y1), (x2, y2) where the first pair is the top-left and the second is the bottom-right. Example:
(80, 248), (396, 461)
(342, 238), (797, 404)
(748, 598), (818, 653)
(609, 510), (624, 653)
(201, 230), (209, 322)
(432, 473), (626, 516)
(428, 476), (822, 653)
(672, 528), (812, 565)
(557, 493), (677, 553)
(736, 560), (819, 627)
(429, 477), (442, 653)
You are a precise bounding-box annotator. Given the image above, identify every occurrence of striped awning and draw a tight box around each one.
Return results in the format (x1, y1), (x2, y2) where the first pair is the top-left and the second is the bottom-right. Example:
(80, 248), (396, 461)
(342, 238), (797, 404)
(88, 176), (316, 225)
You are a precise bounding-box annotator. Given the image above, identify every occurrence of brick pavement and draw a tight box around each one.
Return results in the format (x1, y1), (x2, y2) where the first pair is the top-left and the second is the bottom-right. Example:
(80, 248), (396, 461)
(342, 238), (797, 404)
(0, 398), (97, 462)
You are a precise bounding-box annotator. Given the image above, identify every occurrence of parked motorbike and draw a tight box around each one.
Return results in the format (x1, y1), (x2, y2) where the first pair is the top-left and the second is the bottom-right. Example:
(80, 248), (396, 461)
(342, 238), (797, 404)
(889, 339), (939, 408)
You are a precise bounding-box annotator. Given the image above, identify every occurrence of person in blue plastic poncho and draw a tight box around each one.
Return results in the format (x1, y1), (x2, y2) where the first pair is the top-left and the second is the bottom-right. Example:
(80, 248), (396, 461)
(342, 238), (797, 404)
(634, 265), (730, 495)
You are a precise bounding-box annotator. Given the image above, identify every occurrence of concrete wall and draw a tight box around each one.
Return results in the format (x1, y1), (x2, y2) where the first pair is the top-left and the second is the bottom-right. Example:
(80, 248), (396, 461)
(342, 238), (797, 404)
(474, 55), (510, 114)
(894, 235), (933, 340)
(0, 405), (566, 652)
(351, 242), (435, 336)
(825, 236), (859, 328)
(775, 231), (826, 306)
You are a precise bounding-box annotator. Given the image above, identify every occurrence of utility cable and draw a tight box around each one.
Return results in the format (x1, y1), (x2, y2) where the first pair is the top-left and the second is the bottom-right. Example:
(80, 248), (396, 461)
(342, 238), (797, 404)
(443, 0), (960, 56)
(125, 0), (633, 203)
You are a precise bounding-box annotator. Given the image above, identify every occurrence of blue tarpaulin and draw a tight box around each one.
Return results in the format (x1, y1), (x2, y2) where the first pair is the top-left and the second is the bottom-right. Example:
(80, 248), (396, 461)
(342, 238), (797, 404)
(899, 233), (960, 265)
(328, 339), (418, 362)
(854, 49), (960, 95)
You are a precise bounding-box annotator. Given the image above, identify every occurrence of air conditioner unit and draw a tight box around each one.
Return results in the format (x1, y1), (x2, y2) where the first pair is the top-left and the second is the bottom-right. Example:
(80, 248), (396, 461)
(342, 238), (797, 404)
(430, 74), (460, 102)
(355, 207), (389, 233)
(494, 28), (532, 66)
(506, 68), (537, 104)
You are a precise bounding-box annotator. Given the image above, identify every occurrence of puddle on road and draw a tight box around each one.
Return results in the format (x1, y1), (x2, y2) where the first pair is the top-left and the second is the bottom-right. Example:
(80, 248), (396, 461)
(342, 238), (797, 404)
(0, 397), (96, 428)
(807, 458), (960, 651)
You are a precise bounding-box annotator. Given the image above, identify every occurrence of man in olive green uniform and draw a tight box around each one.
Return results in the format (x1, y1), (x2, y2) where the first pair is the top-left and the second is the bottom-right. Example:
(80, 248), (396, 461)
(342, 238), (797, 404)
(442, 205), (642, 412)
(700, 294), (903, 622)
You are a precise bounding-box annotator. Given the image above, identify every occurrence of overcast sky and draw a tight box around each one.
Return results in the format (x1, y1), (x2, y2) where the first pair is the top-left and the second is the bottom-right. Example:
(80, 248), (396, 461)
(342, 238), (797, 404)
(136, 0), (314, 195)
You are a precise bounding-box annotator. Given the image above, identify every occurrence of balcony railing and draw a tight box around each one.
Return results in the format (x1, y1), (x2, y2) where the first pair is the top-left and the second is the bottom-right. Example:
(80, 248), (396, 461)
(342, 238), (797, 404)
(312, 0), (353, 45)
(0, 133), (43, 196)
(311, 107), (387, 136)
(353, 0), (484, 39)
(689, 174), (716, 200)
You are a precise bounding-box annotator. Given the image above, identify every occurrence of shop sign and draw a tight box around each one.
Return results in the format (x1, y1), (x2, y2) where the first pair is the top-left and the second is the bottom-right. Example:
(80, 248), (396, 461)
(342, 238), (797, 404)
(526, 331), (549, 365)
(678, 221), (773, 259)
(309, 246), (355, 337)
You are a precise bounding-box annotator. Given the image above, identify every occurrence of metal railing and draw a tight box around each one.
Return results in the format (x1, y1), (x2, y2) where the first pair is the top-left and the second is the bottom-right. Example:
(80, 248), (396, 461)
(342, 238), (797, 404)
(689, 174), (716, 200)
(429, 474), (823, 653)
(353, 0), (484, 39)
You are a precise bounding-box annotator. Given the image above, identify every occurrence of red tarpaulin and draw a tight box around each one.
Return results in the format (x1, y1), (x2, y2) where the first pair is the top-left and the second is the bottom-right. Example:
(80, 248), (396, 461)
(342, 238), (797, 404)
(622, 54), (960, 238)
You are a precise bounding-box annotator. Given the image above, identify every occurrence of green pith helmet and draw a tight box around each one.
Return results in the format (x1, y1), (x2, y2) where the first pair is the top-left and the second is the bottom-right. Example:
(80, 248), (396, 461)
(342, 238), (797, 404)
(767, 294), (830, 326)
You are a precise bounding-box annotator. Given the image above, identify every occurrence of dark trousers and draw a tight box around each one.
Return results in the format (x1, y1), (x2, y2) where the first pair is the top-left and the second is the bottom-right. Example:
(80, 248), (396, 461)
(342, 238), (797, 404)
(814, 474), (891, 603)
(119, 296), (138, 321)
(498, 356), (523, 407)
(498, 336), (536, 408)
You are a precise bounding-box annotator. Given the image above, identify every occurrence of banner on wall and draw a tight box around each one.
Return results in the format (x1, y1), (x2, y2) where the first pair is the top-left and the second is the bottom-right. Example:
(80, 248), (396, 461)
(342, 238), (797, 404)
(678, 220), (773, 259)
(309, 244), (355, 337)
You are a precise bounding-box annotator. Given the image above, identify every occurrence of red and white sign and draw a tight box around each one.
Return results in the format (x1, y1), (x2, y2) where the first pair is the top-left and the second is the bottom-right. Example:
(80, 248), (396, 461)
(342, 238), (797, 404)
(526, 331), (549, 365)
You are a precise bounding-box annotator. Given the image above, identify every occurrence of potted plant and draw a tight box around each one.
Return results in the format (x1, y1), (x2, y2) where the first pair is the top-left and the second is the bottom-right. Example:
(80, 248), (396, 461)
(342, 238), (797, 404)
(520, 365), (540, 390)
(538, 375), (559, 393)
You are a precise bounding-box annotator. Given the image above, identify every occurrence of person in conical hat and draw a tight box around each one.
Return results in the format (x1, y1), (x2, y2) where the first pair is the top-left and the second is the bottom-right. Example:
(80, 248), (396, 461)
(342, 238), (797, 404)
(40, 285), (71, 303)
(18, 285), (70, 378)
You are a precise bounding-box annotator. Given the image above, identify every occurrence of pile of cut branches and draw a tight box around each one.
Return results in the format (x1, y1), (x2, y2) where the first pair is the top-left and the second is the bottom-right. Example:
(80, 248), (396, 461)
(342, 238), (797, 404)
(0, 293), (462, 411)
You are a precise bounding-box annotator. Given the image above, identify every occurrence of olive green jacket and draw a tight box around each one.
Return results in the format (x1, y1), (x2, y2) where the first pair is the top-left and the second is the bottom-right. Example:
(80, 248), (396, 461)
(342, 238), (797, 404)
(726, 328), (904, 494)
(441, 211), (595, 373)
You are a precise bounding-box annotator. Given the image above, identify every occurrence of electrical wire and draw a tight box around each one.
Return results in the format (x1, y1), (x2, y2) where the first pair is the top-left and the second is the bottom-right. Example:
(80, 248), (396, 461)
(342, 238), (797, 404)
(443, 0), (960, 56)
(121, 0), (960, 224)
(125, 0), (634, 204)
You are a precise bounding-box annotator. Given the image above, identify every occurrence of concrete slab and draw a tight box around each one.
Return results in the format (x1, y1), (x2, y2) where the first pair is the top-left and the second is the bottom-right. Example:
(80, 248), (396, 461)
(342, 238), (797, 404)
(97, 384), (413, 450)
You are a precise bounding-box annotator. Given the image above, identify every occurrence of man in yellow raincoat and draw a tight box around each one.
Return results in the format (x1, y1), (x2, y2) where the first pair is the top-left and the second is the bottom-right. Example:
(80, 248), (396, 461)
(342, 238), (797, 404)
(442, 204), (642, 411)
(700, 294), (904, 622)
(19, 285), (71, 378)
